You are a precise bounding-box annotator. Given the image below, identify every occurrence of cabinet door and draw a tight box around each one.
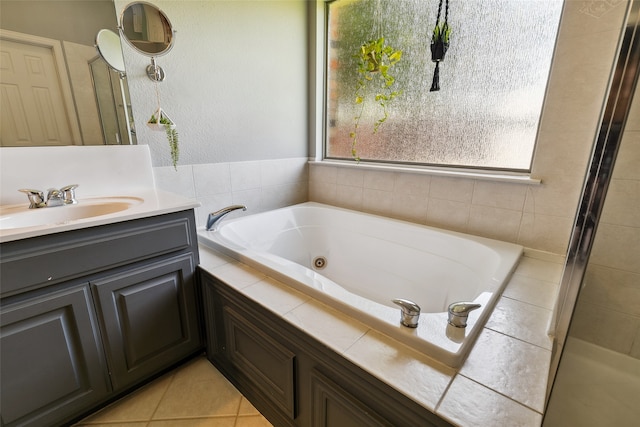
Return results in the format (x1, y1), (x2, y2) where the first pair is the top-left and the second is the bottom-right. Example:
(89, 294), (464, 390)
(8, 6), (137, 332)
(92, 254), (201, 390)
(310, 370), (391, 427)
(224, 306), (297, 418)
(1, 285), (110, 427)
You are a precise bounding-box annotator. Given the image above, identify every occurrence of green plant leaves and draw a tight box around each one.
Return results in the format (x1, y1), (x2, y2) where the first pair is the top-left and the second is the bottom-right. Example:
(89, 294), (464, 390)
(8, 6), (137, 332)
(351, 37), (403, 161)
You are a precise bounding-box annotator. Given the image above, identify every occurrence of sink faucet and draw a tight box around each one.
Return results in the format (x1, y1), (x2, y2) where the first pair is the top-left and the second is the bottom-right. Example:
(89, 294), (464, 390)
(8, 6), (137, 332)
(206, 205), (246, 231)
(19, 184), (78, 208)
(392, 298), (421, 328)
(447, 302), (481, 328)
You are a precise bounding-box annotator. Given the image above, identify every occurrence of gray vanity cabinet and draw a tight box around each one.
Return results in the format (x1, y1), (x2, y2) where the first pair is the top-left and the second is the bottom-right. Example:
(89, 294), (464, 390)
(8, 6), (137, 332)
(0, 210), (202, 427)
(200, 272), (453, 427)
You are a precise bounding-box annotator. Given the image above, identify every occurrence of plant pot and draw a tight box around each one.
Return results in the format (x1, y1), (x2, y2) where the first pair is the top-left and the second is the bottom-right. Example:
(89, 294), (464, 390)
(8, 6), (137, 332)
(147, 107), (176, 131)
(430, 40), (449, 62)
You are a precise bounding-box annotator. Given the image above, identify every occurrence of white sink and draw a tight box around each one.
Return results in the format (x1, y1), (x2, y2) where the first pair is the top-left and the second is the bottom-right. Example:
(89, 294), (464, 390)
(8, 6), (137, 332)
(0, 197), (144, 230)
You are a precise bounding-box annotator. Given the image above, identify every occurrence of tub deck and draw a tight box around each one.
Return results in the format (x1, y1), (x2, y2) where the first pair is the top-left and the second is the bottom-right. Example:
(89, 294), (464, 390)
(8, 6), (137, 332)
(198, 243), (561, 426)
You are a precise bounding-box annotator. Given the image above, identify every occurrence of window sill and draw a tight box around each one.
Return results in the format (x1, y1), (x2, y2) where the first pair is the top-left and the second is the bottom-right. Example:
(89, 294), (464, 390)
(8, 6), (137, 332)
(309, 159), (542, 185)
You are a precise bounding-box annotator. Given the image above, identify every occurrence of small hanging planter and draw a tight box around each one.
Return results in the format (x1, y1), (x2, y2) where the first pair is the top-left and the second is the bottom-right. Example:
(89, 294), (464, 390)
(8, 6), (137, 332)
(147, 107), (179, 170)
(147, 107), (176, 131)
(430, 0), (451, 92)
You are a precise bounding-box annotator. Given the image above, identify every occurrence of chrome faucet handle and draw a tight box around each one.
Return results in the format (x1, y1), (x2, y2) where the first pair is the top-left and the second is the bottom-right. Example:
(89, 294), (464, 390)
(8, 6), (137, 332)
(447, 302), (481, 328)
(392, 298), (421, 328)
(19, 189), (44, 208)
(60, 184), (79, 204)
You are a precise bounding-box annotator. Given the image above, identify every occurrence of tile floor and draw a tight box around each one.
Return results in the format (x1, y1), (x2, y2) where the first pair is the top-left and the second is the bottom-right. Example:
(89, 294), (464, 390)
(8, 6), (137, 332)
(74, 356), (273, 427)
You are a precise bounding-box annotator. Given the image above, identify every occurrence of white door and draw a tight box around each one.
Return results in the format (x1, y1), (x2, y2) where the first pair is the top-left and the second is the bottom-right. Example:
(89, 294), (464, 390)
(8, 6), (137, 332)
(0, 31), (80, 146)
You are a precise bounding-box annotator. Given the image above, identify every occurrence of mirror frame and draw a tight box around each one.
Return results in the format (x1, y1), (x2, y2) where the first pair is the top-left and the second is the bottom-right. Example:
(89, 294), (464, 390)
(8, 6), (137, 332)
(96, 29), (126, 73)
(119, 1), (175, 58)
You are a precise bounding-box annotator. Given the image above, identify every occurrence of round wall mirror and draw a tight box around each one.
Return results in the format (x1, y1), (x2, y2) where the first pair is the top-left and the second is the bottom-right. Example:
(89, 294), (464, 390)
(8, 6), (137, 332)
(119, 1), (175, 57)
(95, 29), (126, 73)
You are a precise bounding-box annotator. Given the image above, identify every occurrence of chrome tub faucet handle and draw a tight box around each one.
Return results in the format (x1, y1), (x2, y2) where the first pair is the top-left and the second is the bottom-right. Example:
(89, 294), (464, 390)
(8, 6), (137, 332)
(392, 298), (421, 328)
(447, 302), (481, 328)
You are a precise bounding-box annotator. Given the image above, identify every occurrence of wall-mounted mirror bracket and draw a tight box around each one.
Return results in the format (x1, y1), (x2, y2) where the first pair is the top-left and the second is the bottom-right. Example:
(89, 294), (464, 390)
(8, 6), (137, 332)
(147, 57), (165, 82)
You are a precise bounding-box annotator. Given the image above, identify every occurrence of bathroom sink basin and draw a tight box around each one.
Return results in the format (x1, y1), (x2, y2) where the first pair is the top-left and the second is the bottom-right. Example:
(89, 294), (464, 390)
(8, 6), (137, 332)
(0, 197), (144, 230)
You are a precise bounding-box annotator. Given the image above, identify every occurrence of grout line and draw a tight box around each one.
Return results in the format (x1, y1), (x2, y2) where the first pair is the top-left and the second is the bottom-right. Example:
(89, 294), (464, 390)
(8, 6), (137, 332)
(147, 368), (177, 422)
(458, 374), (544, 416)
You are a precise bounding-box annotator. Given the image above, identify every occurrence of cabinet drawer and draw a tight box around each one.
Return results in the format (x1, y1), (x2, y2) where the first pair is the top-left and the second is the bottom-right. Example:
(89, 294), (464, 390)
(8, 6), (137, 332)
(224, 306), (297, 418)
(0, 211), (196, 297)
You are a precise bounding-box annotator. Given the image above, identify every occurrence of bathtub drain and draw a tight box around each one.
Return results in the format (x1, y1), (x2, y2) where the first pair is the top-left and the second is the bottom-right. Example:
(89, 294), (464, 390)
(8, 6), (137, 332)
(313, 256), (327, 270)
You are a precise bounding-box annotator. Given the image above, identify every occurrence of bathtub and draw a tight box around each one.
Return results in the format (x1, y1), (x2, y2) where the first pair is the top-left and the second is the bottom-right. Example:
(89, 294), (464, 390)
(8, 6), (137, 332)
(198, 202), (522, 367)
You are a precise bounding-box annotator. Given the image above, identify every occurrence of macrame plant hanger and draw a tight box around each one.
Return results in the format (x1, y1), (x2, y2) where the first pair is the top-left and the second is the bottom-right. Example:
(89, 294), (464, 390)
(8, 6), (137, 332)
(147, 80), (175, 131)
(430, 0), (450, 92)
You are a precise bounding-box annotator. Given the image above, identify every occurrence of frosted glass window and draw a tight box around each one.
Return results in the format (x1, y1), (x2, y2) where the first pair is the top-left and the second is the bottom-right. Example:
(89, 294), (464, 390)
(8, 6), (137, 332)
(325, 0), (563, 171)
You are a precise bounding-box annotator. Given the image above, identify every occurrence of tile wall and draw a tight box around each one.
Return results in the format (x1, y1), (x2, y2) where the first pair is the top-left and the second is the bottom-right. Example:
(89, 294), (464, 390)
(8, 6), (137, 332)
(153, 157), (308, 228)
(309, 0), (629, 255)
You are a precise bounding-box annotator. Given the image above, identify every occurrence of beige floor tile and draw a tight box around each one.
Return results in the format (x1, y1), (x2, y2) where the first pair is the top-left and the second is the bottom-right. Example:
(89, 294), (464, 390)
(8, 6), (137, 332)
(73, 423), (148, 427)
(76, 357), (273, 426)
(170, 357), (224, 385)
(79, 373), (173, 423)
(148, 417), (236, 426)
(152, 364), (242, 419)
(235, 415), (274, 427)
(238, 397), (261, 416)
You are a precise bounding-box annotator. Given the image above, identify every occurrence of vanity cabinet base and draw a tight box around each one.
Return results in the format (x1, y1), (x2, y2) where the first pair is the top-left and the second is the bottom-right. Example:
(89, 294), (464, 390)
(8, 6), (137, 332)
(0, 210), (202, 427)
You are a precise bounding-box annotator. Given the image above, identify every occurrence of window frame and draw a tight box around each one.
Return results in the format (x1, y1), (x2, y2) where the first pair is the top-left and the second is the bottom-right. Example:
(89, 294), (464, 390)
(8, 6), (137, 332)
(318, 0), (557, 182)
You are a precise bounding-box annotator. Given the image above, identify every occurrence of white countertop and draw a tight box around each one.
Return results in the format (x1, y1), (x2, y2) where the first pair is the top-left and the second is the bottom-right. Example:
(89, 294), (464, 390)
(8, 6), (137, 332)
(0, 189), (199, 243)
(198, 240), (564, 426)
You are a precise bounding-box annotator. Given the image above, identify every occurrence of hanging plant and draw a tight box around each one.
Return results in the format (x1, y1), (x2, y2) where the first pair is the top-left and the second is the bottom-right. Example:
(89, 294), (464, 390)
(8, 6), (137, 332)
(430, 0), (451, 92)
(350, 37), (402, 161)
(148, 108), (179, 170)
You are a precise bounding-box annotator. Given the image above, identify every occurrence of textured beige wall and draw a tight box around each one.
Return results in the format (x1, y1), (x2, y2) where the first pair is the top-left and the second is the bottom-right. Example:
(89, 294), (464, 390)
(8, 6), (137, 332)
(309, 0), (629, 255)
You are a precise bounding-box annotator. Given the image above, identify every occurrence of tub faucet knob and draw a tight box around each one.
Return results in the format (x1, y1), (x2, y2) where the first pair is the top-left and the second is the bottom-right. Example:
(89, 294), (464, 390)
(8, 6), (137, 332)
(392, 298), (421, 328)
(447, 302), (481, 328)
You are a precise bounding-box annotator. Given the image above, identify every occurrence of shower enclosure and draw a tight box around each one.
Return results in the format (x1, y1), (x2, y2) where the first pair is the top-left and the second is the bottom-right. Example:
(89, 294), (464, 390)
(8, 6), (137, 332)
(544, 0), (640, 425)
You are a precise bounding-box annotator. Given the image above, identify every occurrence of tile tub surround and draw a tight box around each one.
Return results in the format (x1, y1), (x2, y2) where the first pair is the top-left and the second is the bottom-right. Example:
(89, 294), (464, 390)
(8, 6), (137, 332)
(308, 0), (630, 256)
(153, 157), (308, 228)
(199, 244), (563, 426)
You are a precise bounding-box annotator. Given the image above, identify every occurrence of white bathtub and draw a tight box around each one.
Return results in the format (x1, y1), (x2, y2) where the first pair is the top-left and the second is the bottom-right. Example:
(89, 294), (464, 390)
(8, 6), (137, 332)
(198, 202), (522, 367)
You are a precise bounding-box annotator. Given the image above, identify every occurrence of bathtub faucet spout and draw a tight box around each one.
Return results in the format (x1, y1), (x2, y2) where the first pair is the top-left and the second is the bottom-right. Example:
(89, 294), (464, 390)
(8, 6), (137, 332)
(392, 298), (421, 328)
(206, 205), (247, 231)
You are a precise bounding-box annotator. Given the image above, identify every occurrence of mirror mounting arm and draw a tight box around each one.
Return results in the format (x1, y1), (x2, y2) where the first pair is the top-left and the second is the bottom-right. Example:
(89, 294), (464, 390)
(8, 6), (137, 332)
(147, 57), (166, 82)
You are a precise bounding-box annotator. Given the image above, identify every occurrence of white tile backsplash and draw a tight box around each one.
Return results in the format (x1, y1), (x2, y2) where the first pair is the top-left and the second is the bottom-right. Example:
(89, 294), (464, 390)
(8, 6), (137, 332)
(154, 157), (308, 228)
